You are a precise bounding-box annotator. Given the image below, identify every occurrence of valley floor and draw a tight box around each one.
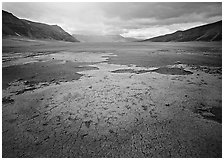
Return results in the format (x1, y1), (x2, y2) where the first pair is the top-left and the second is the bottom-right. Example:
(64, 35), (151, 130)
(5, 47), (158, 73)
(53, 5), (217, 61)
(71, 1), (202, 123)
(2, 39), (222, 157)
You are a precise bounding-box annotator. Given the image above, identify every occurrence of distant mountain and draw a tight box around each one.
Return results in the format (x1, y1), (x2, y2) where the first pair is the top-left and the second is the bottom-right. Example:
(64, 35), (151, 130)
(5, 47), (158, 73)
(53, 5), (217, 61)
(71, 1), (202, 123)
(2, 10), (79, 42)
(72, 34), (138, 42)
(142, 21), (222, 42)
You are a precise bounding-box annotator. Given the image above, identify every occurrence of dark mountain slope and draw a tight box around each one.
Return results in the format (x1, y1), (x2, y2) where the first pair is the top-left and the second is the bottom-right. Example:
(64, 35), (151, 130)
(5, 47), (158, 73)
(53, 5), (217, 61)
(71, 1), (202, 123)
(2, 10), (79, 42)
(143, 21), (222, 42)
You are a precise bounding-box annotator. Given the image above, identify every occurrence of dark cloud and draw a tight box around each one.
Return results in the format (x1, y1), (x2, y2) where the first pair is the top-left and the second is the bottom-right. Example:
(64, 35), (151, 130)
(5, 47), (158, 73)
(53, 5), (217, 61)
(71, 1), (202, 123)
(100, 2), (221, 25)
(100, 2), (221, 20)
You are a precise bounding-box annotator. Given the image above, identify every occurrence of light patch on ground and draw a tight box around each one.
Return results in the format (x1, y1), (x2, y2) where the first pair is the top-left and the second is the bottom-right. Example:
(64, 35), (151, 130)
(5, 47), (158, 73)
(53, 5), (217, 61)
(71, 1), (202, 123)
(49, 52), (117, 63)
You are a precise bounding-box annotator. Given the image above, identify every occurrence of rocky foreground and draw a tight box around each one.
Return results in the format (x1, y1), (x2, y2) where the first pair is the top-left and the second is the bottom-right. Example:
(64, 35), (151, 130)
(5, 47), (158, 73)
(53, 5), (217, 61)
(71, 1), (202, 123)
(2, 51), (222, 157)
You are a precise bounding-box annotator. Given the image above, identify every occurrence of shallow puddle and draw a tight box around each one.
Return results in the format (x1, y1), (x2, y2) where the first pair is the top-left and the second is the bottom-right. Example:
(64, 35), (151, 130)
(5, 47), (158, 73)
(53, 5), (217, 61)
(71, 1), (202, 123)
(111, 69), (151, 74)
(151, 67), (193, 75)
(111, 67), (193, 75)
(2, 60), (99, 89)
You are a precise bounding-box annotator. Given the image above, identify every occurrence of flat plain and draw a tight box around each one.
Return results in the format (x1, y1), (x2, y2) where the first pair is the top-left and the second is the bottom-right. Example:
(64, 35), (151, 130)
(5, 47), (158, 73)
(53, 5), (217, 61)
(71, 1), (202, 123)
(2, 37), (222, 157)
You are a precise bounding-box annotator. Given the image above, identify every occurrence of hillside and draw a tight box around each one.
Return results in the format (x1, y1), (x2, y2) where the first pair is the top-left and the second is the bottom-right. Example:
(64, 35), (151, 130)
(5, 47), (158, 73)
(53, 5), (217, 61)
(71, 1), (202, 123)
(2, 10), (79, 42)
(73, 34), (138, 42)
(143, 21), (222, 42)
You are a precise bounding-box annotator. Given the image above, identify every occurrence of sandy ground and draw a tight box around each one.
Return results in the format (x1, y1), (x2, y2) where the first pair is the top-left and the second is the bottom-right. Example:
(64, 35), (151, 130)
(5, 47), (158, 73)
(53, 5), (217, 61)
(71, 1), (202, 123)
(2, 50), (222, 158)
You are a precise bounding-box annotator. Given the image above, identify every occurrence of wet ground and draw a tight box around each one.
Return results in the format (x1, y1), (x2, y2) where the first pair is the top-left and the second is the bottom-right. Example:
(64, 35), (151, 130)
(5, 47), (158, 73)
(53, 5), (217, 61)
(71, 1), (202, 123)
(2, 38), (222, 158)
(3, 60), (99, 89)
(111, 67), (193, 75)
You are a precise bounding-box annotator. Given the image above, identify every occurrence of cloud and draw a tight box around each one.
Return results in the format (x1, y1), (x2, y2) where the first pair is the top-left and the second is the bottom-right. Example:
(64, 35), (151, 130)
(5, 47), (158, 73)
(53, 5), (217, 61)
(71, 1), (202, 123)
(99, 3), (221, 20)
(2, 2), (222, 39)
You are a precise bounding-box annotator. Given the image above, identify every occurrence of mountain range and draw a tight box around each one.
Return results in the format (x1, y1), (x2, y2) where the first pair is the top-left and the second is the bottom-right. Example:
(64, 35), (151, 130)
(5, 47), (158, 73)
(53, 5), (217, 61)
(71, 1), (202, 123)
(142, 21), (222, 42)
(2, 10), (79, 42)
(2, 10), (222, 43)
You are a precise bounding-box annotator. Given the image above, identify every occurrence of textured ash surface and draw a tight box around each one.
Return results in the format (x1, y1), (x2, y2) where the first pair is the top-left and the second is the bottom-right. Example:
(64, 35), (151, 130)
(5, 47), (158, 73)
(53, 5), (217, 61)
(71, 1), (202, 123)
(2, 41), (222, 158)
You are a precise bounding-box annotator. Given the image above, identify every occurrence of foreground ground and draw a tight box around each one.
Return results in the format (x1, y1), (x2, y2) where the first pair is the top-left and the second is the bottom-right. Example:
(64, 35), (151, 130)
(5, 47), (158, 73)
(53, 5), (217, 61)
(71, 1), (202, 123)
(2, 38), (222, 157)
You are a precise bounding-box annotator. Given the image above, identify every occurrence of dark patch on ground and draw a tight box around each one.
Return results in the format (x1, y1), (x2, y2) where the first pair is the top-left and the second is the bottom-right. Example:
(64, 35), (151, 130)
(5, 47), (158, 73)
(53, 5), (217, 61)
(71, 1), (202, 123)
(106, 44), (221, 68)
(111, 69), (151, 74)
(3, 60), (99, 89)
(195, 107), (222, 123)
(2, 97), (14, 104)
(141, 105), (148, 111)
(111, 67), (193, 75)
(107, 53), (221, 68)
(84, 120), (92, 128)
(151, 67), (193, 75)
(190, 65), (222, 74)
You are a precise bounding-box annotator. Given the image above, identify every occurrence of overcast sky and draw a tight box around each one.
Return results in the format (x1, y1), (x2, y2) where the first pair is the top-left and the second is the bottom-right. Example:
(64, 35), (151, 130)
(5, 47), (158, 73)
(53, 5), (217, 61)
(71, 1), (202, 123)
(2, 2), (222, 39)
